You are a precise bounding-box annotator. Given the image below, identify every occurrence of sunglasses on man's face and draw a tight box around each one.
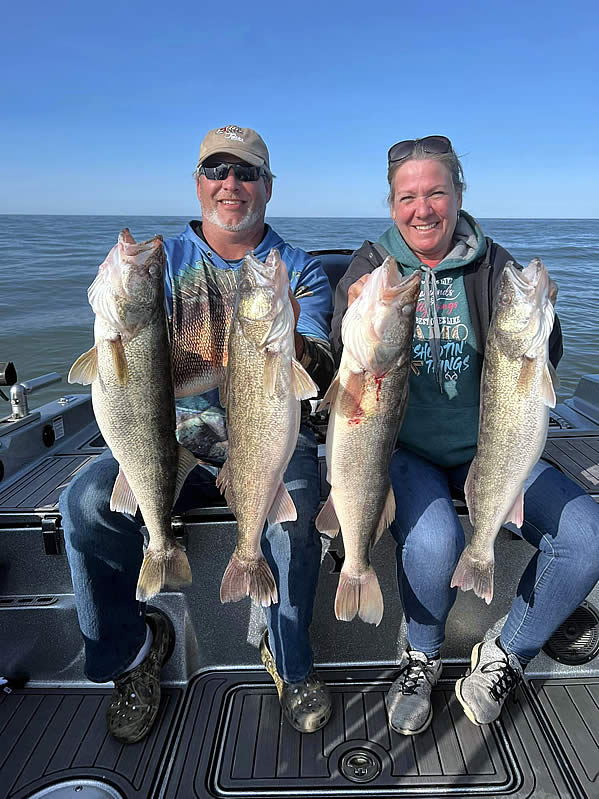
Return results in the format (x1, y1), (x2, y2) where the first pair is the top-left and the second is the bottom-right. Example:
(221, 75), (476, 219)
(198, 162), (265, 182)
(388, 135), (452, 164)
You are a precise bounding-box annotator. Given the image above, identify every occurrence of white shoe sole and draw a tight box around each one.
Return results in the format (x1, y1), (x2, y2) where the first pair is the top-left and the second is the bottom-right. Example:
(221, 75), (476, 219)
(454, 641), (484, 726)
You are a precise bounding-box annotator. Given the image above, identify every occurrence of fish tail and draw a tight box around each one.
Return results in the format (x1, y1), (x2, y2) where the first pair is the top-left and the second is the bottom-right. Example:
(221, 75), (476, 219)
(136, 544), (192, 602)
(220, 554), (278, 607)
(335, 567), (384, 626)
(450, 547), (494, 605)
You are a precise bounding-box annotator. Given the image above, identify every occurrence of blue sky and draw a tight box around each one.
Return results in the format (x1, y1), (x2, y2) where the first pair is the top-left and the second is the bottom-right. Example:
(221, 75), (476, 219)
(3, 0), (598, 218)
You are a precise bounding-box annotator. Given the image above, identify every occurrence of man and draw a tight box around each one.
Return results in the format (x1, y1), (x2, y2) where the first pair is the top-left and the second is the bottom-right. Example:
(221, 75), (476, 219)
(61, 125), (334, 743)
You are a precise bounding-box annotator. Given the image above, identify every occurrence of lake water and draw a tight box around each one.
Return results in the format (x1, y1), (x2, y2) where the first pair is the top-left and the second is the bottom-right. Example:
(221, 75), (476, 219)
(0, 215), (597, 407)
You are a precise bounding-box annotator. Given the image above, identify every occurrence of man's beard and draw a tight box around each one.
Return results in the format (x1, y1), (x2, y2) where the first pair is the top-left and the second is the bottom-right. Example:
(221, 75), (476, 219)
(203, 203), (264, 233)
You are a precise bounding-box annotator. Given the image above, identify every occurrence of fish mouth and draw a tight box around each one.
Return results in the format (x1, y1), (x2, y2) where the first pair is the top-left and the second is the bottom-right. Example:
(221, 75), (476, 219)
(379, 267), (421, 305)
(499, 259), (553, 342)
(506, 258), (547, 297)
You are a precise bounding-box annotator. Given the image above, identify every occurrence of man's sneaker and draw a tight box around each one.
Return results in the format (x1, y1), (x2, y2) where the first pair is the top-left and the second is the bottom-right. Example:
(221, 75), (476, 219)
(386, 649), (442, 735)
(259, 630), (332, 733)
(107, 610), (175, 744)
(455, 637), (523, 725)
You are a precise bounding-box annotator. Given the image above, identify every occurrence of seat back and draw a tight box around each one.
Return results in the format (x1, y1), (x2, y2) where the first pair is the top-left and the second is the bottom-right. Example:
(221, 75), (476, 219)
(310, 249), (353, 293)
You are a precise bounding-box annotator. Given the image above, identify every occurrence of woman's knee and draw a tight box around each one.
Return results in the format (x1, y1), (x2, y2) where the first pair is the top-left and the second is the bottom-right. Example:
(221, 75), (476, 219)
(399, 513), (464, 570)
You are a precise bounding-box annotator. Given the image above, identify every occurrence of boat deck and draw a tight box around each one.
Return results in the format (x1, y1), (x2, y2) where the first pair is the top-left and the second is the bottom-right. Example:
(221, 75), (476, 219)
(2, 667), (598, 799)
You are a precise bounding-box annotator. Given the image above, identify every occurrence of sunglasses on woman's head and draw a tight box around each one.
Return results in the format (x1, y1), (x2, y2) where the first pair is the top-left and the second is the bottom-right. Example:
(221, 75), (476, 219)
(198, 162), (266, 182)
(387, 136), (452, 164)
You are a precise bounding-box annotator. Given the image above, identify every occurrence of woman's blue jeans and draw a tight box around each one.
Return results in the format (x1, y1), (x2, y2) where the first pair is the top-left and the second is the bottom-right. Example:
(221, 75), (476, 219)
(389, 448), (599, 664)
(60, 426), (322, 683)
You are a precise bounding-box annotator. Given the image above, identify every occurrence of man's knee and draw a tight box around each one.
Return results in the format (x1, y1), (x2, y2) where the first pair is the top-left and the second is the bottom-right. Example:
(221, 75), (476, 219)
(59, 456), (119, 543)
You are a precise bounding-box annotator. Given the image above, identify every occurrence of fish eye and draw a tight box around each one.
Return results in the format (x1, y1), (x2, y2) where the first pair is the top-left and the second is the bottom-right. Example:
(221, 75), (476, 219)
(401, 304), (414, 315)
(500, 292), (511, 306)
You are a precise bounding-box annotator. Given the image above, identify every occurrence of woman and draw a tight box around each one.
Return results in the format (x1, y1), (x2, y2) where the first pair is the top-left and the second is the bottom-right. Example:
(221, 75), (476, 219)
(331, 136), (599, 736)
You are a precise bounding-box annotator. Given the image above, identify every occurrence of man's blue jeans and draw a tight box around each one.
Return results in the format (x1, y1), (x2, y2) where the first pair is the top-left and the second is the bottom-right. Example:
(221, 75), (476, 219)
(389, 448), (599, 664)
(60, 426), (322, 683)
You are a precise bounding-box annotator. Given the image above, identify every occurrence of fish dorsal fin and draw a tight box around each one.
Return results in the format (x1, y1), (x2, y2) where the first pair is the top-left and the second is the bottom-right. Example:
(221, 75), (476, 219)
(291, 357), (318, 400)
(68, 345), (98, 385)
(315, 494), (340, 537)
(317, 373), (340, 412)
(174, 445), (202, 505)
(267, 482), (297, 524)
(110, 467), (138, 515)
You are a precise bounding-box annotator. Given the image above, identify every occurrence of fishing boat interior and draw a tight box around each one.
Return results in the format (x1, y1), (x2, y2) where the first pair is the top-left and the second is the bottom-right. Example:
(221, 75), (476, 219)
(1, 250), (599, 799)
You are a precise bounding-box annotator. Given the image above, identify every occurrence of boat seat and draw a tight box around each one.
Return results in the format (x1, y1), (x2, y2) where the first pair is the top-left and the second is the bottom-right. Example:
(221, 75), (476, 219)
(310, 249), (354, 294)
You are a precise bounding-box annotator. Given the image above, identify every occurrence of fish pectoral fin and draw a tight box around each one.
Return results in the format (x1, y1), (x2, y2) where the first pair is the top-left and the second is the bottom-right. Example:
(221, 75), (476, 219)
(264, 350), (280, 397)
(110, 467), (138, 516)
(375, 487), (396, 542)
(542, 363), (557, 408)
(110, 337), (129, 386)
(267, 482), (297, 525)
(516, 355), (537, 395)
(504, 491), (524, 528)
(317, 372), (340, 412)
(291, 357), (318, 400)
(216, 459), (231, 498)
(315, 494), (340, 537)
(339, 370), (366, 420)
(68, 345), (98, 385)
(174, 444), (202, 505)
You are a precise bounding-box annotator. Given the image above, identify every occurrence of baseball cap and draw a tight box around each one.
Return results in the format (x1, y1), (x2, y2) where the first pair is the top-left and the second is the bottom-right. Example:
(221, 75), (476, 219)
(196, 126), (270, 170)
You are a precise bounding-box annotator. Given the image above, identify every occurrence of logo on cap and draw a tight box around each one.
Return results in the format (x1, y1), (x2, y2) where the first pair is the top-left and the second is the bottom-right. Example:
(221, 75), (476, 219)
(216, 125), (244, 143)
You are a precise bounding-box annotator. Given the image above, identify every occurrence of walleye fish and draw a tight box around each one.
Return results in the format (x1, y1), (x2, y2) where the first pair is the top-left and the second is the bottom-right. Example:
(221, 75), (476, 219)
(217, 249), (318, 606)
(68, 229), (198, 601)
(451, 258), (558, 604)
(316, 259), (421, 625)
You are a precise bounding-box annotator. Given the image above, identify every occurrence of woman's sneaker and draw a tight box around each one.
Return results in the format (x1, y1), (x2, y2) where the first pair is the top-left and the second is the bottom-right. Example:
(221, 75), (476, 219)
(455, 638), (523, 725)
(259, 630), (332, 734)
(106, 610), (175, 744)
(386, 649), (442, 735)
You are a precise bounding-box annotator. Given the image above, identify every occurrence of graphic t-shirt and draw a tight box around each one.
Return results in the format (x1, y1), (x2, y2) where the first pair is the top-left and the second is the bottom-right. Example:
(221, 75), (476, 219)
(163, 223), (332, 464)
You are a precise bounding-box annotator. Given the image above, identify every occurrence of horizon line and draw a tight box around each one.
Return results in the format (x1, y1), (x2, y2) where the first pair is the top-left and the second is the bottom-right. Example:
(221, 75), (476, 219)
(1, 213), (598, 221)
